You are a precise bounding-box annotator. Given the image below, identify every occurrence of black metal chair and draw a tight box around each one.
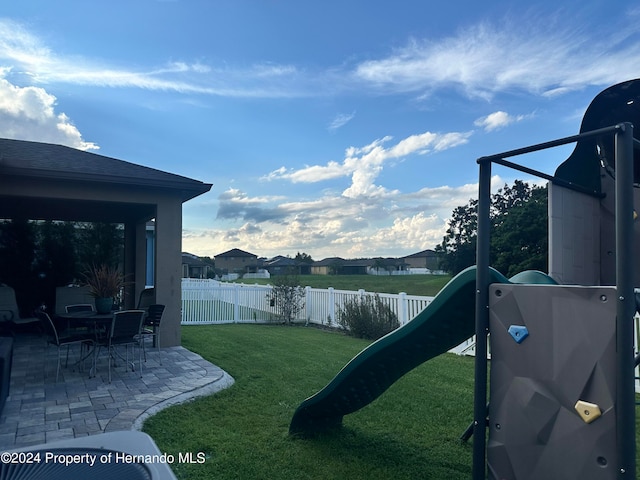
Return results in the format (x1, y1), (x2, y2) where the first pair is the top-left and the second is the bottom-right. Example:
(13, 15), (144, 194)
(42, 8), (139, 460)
(136, 288), (155, 312)
(140, 305), (165, 364)
(35, 310), (94, 382)
(61, 304), (95, 335)
(98, 310), (145, 383)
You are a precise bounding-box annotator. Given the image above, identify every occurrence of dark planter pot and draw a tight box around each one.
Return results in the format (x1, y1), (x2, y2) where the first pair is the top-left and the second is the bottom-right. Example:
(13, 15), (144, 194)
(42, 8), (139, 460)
(95, 297), (114, 314)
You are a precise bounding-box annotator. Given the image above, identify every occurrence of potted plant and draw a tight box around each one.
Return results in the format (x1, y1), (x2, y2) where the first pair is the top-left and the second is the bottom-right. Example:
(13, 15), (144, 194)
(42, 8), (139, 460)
(82, 264), (126, 314)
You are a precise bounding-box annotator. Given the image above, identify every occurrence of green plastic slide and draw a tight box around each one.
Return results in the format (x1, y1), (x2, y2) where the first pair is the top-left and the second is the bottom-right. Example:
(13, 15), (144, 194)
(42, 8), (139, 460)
(289, 266), (556, 436)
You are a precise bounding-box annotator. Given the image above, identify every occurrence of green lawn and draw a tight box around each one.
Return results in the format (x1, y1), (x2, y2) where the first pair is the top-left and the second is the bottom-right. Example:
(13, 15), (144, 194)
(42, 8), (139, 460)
(143, 324), (476, 479)
(234, 274), (452, 296)
(143, 324), (640, 479)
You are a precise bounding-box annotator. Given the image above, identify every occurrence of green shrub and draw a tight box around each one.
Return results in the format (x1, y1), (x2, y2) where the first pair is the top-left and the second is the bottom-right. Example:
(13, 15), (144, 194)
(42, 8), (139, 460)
(338, 293), (400, 340)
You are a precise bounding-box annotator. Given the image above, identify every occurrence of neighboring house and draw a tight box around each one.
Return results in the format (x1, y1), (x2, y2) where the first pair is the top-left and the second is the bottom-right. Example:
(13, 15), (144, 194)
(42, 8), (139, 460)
(311, 257), (345, 275)
(402, 249), (442, 271)
(311, 257), (372, 275)
(181, 252), (212, 279)
(367, 257), (408, 274)
(310, 257), (411, 276)
(215, 248), (258, 275)
(262, 256), (311, 275)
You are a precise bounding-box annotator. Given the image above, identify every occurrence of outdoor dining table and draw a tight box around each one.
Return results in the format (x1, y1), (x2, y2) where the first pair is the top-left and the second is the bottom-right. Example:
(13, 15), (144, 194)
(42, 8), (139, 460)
(54, 311), (115, 377)
(56, 310), (114, 337)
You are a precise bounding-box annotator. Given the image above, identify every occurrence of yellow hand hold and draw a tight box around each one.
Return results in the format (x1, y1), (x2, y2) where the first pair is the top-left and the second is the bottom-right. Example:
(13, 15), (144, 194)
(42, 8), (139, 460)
(574, 400), (602, 424)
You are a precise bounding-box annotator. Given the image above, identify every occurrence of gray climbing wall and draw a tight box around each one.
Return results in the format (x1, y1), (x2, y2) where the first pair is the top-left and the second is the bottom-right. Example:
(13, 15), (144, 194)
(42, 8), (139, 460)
(487, 283), (617, 480)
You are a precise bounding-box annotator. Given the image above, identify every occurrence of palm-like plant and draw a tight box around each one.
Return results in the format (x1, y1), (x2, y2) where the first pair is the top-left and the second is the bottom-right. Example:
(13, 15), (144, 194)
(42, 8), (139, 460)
(82, 264), (126, 299)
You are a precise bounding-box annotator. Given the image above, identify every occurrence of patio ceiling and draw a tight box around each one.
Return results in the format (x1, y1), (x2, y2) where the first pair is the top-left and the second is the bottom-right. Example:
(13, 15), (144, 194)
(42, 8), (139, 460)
(0, 194), (156, 224)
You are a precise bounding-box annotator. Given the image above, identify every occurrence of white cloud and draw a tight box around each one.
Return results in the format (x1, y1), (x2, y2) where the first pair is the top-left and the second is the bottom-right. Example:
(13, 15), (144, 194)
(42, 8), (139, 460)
(334, 212), (445, 257)
(183, 175), (511, 259)
(2, 11), (640, 102)
(0, 19), (310, 99)
(328, 111), (355, 132)
(266, 130), (471, 199)
(353, 14), (640, 99)
(0, 75), (98, 150)
(474, 111), (531, 132)
(281, 160), (350, 183)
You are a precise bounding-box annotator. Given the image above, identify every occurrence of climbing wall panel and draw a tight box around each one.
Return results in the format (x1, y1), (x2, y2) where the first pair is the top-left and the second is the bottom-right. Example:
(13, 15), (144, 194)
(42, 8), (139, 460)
(488, 284), (617, 480)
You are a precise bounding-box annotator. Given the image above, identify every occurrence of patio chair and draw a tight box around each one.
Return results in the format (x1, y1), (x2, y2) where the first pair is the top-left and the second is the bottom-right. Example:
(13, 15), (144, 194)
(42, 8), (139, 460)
(62, 304), (96, 335)
(65, 304), (95, 313)
(140, 304), (165, 364)
(35, 310), (94, 382)
(54, 285), (93, 315)
(98, 310), (145, 383)
(136, 287), (155, 312)
(0, 285), (39, 332)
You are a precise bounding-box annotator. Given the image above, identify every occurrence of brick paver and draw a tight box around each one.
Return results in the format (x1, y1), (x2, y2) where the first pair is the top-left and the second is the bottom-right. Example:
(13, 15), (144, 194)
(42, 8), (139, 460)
(0, 333), (233, 449)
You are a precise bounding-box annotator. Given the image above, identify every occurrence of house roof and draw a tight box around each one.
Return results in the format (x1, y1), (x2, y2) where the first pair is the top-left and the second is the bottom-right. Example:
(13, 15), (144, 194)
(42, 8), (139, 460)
(0, 138), (212, 223)
(312, 257), (406, 268)
(312, 257), (346, 267)
(0, 138), (212, 202)
(264, 256), (298, 267)
(367, 257), (407, 267)
(215, 248), (257, 258)
(181, 252), (209, 266)
(403, 249), (437, 259)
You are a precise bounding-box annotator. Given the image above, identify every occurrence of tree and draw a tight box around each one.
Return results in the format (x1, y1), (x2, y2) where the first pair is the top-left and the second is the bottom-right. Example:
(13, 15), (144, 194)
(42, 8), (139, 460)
(33, 221), (78, 310)
(294, 252), (314, 264)
(435, 181), (548, 276)
(435, 201), (478, 275)
(492, 186), (548, 277)
(77, 222), (123, 270)
(0, 218), (38, 314)
(34, 221), (77, 286)
(0, 218), (36, 287)
(372, 258), (388, 274)
(267, 269), (306, 324)
(0, 219), (125, 313)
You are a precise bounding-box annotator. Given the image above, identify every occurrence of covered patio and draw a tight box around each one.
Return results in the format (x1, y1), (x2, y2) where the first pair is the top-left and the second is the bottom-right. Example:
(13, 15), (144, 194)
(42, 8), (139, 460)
(0, 137), (212, 347)
(0, 332), (232, 450)
(0, 138), (235, 450)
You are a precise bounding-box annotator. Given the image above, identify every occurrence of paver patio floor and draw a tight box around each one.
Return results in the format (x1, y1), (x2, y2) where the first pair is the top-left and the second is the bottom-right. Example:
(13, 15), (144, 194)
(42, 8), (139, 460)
(0, 332), (233, 450)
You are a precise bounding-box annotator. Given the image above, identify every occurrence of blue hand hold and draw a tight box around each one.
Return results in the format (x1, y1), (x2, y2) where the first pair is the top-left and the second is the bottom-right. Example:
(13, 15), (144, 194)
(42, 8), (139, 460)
(508, 325), (529, 344)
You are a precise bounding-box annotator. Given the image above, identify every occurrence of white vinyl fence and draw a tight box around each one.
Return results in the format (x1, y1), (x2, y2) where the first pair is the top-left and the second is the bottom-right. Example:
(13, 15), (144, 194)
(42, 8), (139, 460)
(181, 278), (434, 327)
(181, 279), (640, 391)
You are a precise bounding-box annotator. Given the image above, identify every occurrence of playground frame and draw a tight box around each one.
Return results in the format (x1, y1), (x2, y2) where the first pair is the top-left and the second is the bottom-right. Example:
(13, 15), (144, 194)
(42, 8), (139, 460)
(473, 123), (637, 479)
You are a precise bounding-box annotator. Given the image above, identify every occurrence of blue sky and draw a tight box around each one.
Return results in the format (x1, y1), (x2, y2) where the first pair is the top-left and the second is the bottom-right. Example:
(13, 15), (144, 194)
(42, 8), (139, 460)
(2, 1), (640, 260)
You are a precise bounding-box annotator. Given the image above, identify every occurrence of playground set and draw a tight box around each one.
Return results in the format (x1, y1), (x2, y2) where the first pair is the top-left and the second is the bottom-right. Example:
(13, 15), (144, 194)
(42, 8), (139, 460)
(289, 79), (640, 479)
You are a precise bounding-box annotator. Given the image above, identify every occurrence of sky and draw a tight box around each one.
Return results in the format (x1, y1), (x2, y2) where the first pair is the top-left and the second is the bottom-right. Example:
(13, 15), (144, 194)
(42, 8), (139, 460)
(2, 1), (640, 261)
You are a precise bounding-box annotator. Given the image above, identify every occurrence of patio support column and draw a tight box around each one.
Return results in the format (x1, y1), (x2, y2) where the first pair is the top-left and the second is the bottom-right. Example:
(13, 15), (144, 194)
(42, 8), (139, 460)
(123, 222), (136, 309)
(134, 220), (148, 300)
(154, 195), (183, 347)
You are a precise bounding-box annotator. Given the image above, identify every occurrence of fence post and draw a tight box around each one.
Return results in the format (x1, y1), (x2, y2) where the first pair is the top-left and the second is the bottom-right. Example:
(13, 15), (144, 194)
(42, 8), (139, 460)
(233, 283), (240, 323)
(328, 287), (335, 326)
(305, 286), (311, 325)
(399, 292), (408, 325)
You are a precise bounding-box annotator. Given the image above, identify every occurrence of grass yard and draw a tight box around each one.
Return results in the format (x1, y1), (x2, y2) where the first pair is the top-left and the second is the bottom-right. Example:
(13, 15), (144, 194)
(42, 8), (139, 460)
(143, 324), (477, 479)
(143, 324), (640, 479)
(234, 273), (453, 296)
